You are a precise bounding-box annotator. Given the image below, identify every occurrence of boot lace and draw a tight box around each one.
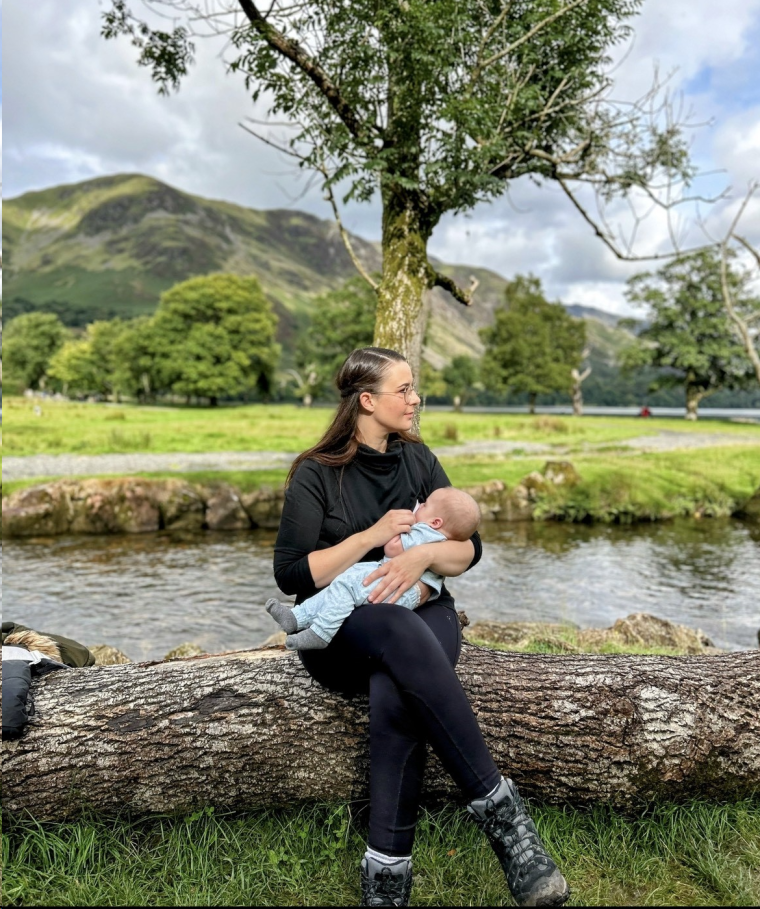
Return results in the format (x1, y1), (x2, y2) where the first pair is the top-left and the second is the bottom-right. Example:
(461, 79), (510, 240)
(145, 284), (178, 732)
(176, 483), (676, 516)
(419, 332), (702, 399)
(360, 865), (413, 907)
(476, 791), (555, 894)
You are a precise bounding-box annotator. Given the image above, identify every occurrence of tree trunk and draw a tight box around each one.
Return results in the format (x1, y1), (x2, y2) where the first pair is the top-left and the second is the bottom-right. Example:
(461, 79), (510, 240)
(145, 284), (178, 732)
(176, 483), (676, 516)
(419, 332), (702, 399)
(529, 392), (537, 414)
(3, 646), (757, 821)
(685, 384), (703, 421)
(373, 186), (431, 383)
(571, 383), (583, 416)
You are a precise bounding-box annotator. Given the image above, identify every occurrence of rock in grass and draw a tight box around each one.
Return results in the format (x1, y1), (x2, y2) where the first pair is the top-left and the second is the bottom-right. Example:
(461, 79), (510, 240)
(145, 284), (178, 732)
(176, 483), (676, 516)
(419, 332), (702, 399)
(164, 643), (205, 660)
(202, 486), (251, 531)
(736, 486), (760, 522)
(90, 644), (132, 665)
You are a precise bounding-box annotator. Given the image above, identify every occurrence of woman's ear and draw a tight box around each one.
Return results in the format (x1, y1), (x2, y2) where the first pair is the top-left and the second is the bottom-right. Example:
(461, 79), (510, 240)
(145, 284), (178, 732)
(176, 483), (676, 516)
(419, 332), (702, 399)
(359, 390), (375, 412)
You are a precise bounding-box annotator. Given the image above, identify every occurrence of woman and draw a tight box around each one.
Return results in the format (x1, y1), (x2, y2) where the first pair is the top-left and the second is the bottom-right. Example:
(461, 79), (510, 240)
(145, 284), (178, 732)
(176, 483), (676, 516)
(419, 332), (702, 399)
(273, 348), (569, 908)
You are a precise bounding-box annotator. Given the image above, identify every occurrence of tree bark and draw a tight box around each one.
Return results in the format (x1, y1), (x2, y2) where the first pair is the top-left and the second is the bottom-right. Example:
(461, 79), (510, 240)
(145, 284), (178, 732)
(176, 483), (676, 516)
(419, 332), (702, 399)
(3, 646), (758, 821)
(529, 392), (537, 414)
(685, 383), (704, 421)
(374, 185), (431, 383)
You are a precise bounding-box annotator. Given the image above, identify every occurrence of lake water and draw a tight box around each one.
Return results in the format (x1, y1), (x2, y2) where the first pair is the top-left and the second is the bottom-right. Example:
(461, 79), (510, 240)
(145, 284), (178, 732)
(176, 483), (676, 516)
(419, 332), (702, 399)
(3, 519), (758, 660)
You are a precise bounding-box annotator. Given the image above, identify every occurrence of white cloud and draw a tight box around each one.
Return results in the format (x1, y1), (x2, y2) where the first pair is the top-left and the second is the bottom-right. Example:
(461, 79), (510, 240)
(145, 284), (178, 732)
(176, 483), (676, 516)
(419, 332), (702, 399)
(4, 0), (760, 317)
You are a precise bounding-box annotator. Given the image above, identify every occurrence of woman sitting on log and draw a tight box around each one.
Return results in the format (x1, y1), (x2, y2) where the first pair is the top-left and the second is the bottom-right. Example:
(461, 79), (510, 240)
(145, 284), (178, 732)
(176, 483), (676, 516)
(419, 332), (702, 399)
(273, 347), (569, 908)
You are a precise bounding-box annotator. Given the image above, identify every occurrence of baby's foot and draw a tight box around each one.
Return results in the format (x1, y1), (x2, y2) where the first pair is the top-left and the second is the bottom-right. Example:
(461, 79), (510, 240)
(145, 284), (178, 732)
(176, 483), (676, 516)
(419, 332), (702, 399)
(285, 629), (329, 651)
(266, 598), (298, 634)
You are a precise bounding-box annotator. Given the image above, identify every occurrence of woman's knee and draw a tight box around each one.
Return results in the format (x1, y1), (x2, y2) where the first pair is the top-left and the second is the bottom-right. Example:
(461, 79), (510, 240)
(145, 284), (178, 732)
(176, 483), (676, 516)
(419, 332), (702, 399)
(372, 604), (445, 659)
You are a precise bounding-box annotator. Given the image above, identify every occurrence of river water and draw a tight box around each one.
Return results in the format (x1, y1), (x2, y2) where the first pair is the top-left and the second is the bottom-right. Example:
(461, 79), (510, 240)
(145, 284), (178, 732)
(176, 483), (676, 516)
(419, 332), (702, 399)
(3, 519), (758, 660)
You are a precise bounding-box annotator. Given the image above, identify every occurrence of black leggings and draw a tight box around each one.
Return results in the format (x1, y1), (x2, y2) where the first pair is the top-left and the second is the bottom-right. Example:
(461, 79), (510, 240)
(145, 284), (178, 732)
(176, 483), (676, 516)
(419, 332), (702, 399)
(300, 602), (502, 855)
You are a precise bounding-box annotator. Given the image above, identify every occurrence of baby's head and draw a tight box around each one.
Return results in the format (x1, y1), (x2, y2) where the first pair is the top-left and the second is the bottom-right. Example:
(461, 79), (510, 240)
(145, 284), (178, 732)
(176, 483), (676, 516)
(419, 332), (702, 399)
(414, 487), (481, 541)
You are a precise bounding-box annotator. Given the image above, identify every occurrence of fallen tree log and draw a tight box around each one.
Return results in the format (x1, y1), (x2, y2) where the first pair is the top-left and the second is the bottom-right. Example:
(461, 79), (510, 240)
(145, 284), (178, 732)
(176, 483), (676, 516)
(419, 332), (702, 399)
(3, 645), (758, 820)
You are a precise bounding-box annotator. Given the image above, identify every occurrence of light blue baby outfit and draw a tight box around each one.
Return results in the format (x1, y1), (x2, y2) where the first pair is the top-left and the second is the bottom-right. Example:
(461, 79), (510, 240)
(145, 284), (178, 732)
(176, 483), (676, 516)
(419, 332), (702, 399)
(292, 522), (446, 645)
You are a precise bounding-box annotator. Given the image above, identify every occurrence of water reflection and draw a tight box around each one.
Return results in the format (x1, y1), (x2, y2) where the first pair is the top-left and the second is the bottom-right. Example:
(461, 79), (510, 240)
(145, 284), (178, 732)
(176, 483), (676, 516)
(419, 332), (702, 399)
(3, 519), (758, 660)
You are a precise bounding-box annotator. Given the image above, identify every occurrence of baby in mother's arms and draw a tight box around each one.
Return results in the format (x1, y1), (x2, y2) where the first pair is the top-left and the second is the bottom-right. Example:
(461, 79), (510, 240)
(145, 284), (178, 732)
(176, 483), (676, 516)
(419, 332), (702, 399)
(266, 486), (481, 650)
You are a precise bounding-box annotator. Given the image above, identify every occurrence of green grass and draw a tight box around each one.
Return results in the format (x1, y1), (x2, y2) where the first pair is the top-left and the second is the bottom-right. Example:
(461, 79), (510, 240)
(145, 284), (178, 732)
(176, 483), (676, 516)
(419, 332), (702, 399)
(3, 799), (758, 906)
(3, 448), (757, 524)
(4, 397), (757, 458)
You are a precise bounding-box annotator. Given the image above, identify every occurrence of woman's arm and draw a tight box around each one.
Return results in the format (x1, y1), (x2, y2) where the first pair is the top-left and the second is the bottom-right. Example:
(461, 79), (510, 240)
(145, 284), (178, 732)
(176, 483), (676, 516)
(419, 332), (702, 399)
(362, 539), (474, 605)
(274, 462), (418, 595)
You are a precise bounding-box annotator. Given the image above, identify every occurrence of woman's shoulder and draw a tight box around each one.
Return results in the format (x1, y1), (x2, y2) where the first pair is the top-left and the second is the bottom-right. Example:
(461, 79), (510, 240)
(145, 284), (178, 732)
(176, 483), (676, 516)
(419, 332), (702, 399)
(402, 438), (437, 466)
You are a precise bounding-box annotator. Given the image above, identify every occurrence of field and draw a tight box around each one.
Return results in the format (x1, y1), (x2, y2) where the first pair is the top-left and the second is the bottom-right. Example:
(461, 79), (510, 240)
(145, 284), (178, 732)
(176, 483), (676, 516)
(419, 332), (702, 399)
(3, 397), (757, 457)
(4, 398), (758, 522)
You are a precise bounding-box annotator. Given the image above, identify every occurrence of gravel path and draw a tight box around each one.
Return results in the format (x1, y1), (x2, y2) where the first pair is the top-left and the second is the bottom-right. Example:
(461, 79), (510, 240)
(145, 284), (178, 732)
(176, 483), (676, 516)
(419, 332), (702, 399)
(3, 431), (757, 482)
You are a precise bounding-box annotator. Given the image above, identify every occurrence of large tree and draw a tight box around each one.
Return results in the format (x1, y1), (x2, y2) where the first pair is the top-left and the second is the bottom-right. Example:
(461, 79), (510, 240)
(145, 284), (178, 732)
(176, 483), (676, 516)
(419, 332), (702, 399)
(480, 275), (586, 412)
(622, 249), (758, 420)
(443, 355), (480, 411)
(149, 273), (280, 405)
(3, 313), (68, 392)
(103, 0), (697, 379)
(48, 319), (130, 398)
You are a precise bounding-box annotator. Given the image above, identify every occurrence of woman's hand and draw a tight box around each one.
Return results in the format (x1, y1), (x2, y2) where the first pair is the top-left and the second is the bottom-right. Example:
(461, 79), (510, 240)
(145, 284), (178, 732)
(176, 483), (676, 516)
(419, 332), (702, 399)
(362, 509), (416, 550)
(362, 545), (432, 605)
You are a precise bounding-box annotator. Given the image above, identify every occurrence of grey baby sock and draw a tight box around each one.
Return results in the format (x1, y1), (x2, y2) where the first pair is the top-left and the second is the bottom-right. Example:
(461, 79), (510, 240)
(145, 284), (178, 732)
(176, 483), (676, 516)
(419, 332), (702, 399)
(285, 628), (329, 650)
(266, 598), (298, 634)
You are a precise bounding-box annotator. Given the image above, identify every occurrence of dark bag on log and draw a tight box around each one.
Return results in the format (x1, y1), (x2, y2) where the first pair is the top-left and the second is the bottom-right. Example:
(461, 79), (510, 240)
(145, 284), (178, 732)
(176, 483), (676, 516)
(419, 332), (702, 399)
(2, 660), (35, 739)
(1, 622), (95, 739)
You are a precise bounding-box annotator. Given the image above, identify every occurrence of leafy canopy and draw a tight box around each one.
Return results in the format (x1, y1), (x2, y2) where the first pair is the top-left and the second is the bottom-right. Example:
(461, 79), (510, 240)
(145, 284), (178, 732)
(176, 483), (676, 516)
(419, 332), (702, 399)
(296, 275), (377, 393)
(103, 1), (682, 240)
(49, 320), (130, 396)
(443, 356), (481, 406)
(149, 273), (280, 403)
(622, 249), (759, 398)
(481, 275), (586, 399)
(3, 313), (68, 391)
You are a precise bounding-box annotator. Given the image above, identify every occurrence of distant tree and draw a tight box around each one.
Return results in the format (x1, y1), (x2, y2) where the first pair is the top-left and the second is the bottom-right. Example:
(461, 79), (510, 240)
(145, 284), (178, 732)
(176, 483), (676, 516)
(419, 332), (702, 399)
(420, 361), (447, 401)
(296, 276), (377, 394)
(622, 249), (758, 420)
(105, 0), (701, 381)
(110, 317), (158, 400)
(148, 274), (280, 405)
(570, 348), (592, 416)
(49, 320), (130, 398)
(480, 276), (586, 413)
(719, 184), (760, 385)
(3, 313), (68, 392)
(443, 356), (480, 412)
(280, 366), (321, 407)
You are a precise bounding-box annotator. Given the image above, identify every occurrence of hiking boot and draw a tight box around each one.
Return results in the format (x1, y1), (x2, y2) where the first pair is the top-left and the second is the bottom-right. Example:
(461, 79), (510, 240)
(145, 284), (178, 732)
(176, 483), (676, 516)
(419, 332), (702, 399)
(468, 778), (570, 907)
(360, 855), (413, 907)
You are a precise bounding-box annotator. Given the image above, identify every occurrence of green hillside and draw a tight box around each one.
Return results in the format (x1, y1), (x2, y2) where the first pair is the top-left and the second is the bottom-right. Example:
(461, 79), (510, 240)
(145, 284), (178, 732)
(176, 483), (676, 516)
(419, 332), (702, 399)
(1, 173), (643, 376)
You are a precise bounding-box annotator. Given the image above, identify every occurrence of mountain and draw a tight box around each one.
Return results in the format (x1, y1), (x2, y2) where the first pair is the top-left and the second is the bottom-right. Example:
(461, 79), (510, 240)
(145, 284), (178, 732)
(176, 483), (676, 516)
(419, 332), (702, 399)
(3, 174), (643, 375)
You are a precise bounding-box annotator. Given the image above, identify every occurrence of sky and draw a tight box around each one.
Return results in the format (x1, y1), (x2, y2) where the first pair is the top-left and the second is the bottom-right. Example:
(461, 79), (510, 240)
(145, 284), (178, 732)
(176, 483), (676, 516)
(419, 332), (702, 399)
(3, 0), (760, 316)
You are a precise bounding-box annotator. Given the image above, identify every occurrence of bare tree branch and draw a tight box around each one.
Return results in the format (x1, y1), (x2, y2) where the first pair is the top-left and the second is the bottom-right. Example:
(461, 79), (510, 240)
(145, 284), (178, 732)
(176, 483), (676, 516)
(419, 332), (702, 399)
(469, 0), (591, 89)
(431, 271), (476, 306)
(734, 233), (760, 270)
(314, 157), (378, 292)
(236, 0), (378, 143)
(720, 185), (760, 384)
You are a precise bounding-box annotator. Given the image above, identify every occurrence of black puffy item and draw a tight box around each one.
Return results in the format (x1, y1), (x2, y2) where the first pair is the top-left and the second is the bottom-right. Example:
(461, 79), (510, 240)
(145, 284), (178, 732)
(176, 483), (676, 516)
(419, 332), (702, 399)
(2, 659), (35, 739)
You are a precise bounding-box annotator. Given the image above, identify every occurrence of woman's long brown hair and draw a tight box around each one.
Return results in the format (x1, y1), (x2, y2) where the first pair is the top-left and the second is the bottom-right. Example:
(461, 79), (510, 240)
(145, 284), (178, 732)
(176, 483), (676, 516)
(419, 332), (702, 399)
(286, 347), (421, 486)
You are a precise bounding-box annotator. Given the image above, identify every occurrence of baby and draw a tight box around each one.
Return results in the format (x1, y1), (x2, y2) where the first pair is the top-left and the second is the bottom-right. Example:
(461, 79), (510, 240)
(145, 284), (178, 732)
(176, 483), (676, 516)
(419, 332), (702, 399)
(266, 486), (481, 650)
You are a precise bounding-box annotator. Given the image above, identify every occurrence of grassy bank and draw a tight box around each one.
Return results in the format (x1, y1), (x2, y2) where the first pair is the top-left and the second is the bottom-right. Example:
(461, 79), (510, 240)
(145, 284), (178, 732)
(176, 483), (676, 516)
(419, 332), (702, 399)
(3, 396), (757, 457)
(3, 446), (758, 524)
(4, 798), (758, 906)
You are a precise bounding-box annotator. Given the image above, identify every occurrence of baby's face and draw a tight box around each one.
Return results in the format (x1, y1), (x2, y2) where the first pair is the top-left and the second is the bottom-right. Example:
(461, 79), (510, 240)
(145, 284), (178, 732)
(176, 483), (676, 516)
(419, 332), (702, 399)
(414, 490), (447, 526)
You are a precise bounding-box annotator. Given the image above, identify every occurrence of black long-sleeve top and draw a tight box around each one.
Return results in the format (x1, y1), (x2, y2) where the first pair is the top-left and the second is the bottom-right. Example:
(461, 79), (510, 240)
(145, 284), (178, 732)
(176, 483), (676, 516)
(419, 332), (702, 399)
(273, 436), (482, 610)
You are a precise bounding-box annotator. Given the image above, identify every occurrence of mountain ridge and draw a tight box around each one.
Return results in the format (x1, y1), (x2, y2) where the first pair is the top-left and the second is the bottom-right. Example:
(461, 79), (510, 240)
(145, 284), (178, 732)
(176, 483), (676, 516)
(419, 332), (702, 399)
(3, 173), (629, 367)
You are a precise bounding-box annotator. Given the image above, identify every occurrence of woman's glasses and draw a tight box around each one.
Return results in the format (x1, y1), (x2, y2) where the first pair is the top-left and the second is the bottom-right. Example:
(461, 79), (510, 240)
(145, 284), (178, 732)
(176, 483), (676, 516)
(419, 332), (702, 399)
(371, 384), (420, 404)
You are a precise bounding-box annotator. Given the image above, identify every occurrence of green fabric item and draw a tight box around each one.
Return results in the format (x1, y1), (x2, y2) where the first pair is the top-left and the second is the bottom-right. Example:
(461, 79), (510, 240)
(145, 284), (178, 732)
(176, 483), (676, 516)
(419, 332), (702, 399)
(2, 622), (96, 667)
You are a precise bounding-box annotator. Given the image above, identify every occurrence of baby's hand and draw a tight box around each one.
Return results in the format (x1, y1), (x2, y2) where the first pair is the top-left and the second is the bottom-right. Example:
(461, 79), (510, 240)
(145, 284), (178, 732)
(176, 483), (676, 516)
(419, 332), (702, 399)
(383, 534), (404, 558)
